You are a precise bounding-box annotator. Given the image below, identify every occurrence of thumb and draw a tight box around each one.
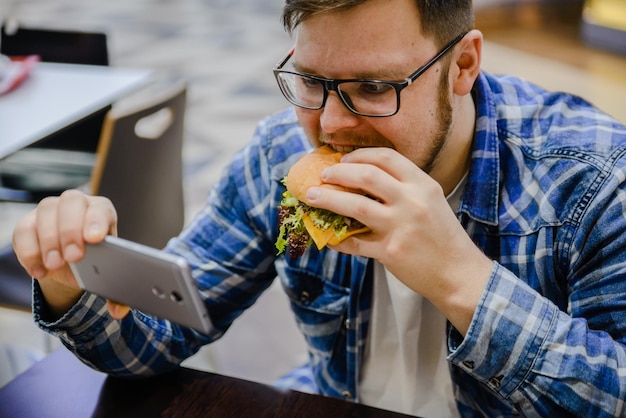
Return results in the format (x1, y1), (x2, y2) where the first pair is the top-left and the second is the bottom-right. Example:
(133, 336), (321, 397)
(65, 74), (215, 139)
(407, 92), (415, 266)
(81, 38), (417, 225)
(106, 300), (131, 319)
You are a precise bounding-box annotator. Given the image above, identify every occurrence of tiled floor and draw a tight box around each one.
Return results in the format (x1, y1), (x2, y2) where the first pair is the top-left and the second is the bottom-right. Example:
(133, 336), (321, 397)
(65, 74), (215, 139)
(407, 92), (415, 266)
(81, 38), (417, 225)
(1, 0), (626, 389)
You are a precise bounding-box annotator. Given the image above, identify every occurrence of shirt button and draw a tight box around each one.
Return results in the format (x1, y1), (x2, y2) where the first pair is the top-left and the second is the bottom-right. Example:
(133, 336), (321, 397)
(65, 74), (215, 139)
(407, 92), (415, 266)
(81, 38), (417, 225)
(344, 319), (351, 329)
(341, 390), (352, 399)
(489, 375), (503, 389)
(300, 291), (310, 302)
(462, 360), (475, 370)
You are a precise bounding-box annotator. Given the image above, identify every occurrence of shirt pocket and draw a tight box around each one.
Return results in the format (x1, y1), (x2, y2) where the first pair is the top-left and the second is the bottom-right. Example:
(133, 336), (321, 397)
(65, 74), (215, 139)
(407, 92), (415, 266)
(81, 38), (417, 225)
(279, 266), (350, 354)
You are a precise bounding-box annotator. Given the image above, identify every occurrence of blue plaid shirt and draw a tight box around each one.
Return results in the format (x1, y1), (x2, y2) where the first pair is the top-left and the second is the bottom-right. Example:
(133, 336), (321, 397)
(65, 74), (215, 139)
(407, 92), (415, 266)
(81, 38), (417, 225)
(36, 72), (626, 417)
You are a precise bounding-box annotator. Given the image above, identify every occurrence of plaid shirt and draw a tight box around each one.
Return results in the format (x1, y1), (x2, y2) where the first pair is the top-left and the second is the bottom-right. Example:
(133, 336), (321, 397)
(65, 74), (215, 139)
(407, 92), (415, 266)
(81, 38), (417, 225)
(36, 72), (626, 417)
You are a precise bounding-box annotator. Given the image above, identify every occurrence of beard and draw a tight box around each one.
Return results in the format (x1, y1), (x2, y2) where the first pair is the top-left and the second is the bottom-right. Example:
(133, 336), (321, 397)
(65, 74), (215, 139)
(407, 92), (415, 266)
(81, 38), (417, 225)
(420, 60), (454, 174)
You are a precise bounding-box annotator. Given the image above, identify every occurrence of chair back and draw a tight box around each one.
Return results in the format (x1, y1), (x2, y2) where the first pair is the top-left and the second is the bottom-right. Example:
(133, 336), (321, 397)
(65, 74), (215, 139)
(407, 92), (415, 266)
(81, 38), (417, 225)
(0, 245), (32, 311)
(90, 77), (187, 249)
(1, 23), (109, 65)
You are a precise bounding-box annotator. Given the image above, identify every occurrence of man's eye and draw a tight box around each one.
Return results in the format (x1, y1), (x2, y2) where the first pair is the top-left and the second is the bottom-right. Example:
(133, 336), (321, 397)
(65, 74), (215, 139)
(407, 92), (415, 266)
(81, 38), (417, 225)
(301, 77), (322, 88)
(358, 82), (393, 95)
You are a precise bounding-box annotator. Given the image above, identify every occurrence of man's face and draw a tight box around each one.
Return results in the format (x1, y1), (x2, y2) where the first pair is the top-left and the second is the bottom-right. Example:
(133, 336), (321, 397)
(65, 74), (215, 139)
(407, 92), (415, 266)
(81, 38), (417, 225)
(292, 0), (456, 174)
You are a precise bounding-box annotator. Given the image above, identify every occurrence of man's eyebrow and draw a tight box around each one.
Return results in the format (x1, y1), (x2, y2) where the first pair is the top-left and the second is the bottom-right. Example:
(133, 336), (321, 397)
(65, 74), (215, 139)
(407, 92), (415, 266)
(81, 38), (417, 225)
(292, 60), (410, 81)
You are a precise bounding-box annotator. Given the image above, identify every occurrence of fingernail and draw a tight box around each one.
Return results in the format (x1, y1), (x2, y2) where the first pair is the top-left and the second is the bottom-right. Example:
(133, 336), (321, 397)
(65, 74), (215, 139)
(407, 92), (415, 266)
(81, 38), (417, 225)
(64, 244), (82, 262)
(31, 265), (46, 279)
(320, 167), (330, 180)
(86, 223), (103, 239)
(45, 250), (63, 269)
(306, 187), (321, 201)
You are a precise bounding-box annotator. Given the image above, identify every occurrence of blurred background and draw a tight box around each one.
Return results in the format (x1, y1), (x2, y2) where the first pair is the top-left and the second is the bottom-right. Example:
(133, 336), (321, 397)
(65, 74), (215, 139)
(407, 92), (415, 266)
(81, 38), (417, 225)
(0, 0), (625, 389)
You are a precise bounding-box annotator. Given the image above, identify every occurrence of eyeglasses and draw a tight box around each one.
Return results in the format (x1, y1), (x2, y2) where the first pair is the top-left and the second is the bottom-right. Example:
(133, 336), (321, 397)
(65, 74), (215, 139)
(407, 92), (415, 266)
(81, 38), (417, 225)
(273, 32), (467, 117)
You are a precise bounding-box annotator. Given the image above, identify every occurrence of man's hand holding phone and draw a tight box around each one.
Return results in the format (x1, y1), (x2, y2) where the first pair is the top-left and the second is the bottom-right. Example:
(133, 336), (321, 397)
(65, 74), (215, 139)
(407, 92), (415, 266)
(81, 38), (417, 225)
(11, 190), (129, 319)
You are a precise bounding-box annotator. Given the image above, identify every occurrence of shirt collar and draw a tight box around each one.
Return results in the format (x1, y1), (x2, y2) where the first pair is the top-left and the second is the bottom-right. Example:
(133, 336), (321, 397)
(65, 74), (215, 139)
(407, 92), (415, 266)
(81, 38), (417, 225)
(459, 71), (501, 226)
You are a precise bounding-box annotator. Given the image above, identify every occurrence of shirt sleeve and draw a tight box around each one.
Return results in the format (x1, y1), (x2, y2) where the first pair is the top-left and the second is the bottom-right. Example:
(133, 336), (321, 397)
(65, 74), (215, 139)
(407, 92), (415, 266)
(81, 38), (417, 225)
(32, 112), (299, 376)
(449, 185), (626, 416)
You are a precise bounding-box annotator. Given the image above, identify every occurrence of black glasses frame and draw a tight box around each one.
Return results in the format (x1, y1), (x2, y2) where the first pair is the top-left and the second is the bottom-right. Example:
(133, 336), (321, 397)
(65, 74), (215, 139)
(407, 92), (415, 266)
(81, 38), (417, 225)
(273, 32), (468, 117)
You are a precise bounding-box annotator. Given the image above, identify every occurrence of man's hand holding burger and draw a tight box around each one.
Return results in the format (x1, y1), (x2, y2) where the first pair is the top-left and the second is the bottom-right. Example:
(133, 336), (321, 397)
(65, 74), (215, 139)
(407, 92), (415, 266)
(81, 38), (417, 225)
(295, 146), (493, 336)
(276, 145), (371, 258)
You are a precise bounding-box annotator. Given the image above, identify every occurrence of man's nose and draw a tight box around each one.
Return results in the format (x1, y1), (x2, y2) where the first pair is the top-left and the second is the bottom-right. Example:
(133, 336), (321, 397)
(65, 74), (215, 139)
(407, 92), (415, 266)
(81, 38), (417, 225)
(319, 92), (360, 133)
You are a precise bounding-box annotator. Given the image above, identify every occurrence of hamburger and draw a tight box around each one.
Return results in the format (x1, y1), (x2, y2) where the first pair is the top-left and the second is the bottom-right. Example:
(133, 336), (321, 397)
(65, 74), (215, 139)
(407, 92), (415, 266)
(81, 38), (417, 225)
(276, 146), (371, 258)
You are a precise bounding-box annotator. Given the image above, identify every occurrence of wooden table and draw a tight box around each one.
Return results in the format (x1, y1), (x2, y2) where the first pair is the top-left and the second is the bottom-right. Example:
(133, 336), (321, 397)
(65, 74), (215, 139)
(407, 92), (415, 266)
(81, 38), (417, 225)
(0, 348), (415, 417)
(0, 62), (152, 159)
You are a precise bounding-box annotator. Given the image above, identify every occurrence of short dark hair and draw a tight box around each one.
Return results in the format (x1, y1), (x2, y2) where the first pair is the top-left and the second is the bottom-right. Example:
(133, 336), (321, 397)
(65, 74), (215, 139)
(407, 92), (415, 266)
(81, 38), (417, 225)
(281, 0), (474, 47)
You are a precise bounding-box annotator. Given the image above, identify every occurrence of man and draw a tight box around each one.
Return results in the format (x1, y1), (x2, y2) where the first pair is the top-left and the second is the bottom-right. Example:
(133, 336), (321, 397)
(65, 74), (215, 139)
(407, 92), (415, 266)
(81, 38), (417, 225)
(12, 0), (626, 416)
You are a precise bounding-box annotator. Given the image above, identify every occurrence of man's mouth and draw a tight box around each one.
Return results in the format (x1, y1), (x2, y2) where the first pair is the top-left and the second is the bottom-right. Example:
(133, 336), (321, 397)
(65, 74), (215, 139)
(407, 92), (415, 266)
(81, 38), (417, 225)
(329, 144), (358, 153)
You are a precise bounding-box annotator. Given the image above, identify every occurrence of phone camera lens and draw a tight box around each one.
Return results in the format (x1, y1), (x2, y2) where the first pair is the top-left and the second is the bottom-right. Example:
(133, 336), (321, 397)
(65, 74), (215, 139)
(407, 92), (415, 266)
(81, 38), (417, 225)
(170, 291), (183, 304)
(152, 287), (165, 298)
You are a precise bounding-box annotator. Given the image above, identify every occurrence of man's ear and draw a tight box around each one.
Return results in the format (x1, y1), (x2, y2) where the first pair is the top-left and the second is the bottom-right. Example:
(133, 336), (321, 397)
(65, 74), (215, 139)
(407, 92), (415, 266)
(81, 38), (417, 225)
(452, 29), (482, 96)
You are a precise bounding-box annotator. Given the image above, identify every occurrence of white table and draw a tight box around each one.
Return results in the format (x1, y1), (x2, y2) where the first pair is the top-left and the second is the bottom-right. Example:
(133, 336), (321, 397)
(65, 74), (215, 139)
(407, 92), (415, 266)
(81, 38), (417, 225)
(0, 62), (153, 159)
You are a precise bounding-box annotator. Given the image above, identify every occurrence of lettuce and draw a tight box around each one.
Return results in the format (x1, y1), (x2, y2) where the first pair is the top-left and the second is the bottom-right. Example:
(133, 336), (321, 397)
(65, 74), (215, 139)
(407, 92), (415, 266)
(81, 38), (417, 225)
(276, 177), (367, 258)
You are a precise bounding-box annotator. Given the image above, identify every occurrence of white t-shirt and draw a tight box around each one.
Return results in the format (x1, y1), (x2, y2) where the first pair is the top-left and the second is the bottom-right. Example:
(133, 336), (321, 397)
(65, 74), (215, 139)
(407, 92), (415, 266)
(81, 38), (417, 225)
(359, 175), (467, 417)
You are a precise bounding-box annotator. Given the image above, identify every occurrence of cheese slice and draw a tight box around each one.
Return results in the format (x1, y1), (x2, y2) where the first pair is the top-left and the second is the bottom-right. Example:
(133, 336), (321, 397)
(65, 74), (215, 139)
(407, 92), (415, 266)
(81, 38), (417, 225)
(327, 225), (371, 245)
(302, 213), (371, 250)
(302, 213), (336, 250)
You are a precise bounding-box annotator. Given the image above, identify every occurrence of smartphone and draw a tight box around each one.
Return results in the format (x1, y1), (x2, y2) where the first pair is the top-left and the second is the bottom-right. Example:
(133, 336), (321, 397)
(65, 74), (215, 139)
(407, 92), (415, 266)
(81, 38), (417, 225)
(70, 235), (211, 334)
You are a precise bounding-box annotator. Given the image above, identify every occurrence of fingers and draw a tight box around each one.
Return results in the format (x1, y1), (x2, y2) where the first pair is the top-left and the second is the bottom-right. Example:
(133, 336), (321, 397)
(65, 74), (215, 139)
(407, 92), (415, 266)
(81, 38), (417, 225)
(304, 148), (416, 225)
(83, 195), (118, 243)
(307, 185), (387, 232)
(341, 147), (427, 183)
(315, 147), (426, 204)
(12, 210), (47, 279)
(106, 300), (131, 320)
(12, 190), (117, 279)
(305, 147), (447, 254)
(36, 192), (86, 269)
(320, 161), (398, 204)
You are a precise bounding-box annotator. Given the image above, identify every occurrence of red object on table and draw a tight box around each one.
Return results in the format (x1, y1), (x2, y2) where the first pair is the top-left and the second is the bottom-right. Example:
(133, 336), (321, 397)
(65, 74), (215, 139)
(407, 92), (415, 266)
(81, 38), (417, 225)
(0, 54), (39, 95)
